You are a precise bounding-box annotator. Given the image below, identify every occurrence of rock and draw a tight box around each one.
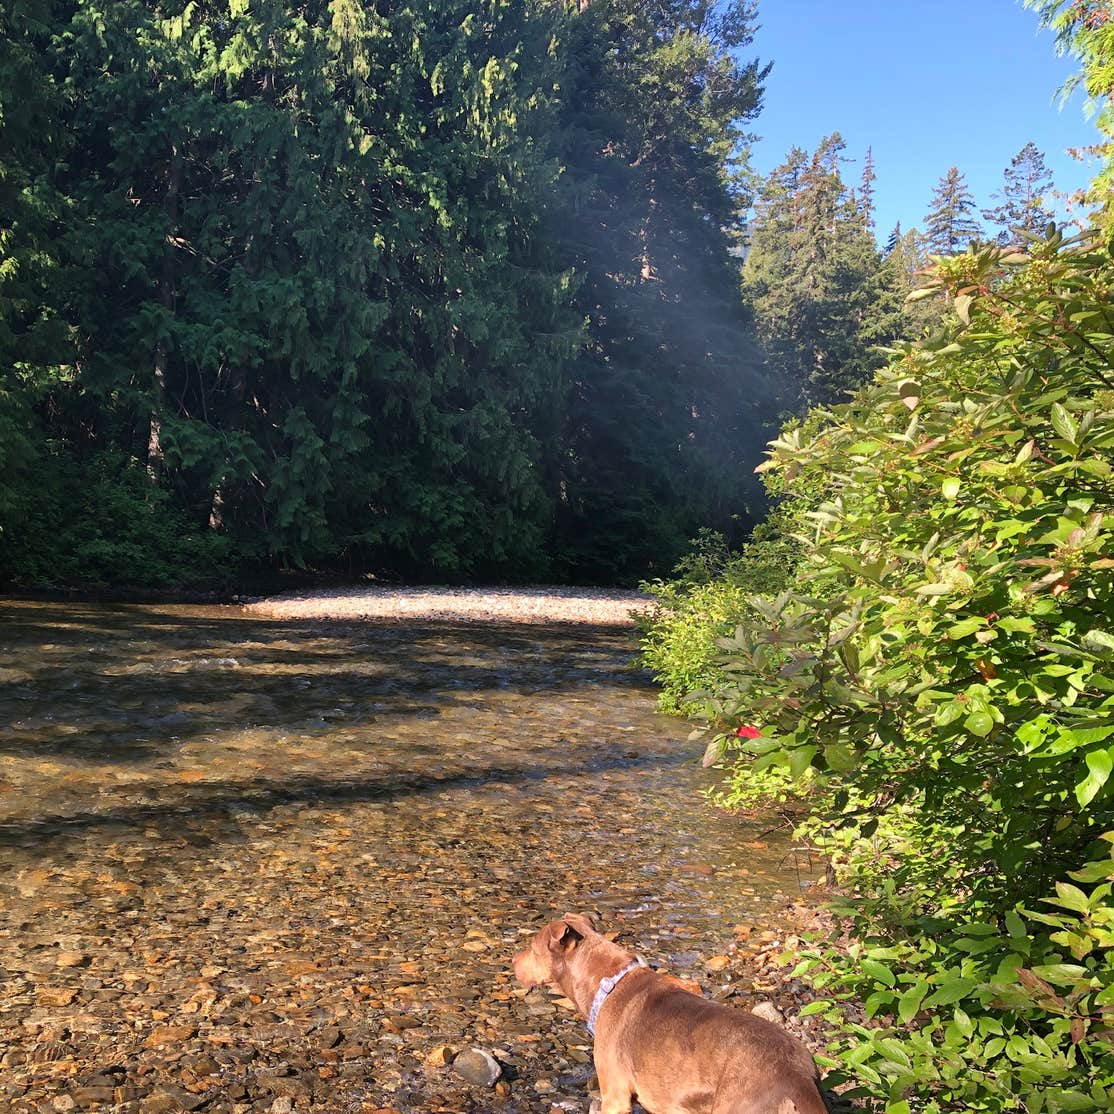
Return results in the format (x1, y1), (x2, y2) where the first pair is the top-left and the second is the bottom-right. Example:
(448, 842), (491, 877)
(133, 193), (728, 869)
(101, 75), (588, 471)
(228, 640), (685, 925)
(36, 987), (78, 1006)
(704, 954), (730, 971)
(138, 1095), (182, 1114)
(424, 1045), (455, 1067)
(751, 1001), (784, 1025)
(138, 1087), (207, 1113)
(56, 952), (90, 969)
(70, 1085), (115, 1107)
(52, 1097), (77, 1112)
(452, 1048), (502, 1087)
(269, 1101), (293, 1114)
(143, 1026), (197, 1049)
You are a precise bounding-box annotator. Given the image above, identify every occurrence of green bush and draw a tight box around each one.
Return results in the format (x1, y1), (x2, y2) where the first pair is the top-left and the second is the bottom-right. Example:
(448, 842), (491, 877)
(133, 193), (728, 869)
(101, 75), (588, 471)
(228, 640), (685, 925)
(686, 227), (1114, 1111)
(0, 450), (233, 590)
(639, 521), (799, 712)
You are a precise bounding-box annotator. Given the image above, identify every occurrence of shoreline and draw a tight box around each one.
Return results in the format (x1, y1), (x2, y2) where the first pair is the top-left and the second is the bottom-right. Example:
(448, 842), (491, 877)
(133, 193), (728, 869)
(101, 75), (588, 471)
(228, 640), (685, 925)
(242, 584), (655, 626)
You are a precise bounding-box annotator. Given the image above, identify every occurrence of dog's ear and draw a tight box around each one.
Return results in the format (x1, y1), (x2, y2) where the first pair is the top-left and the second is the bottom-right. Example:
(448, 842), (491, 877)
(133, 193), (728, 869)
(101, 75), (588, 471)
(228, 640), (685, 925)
(561, 912), (597, 938)
(546, 913), (590, 953)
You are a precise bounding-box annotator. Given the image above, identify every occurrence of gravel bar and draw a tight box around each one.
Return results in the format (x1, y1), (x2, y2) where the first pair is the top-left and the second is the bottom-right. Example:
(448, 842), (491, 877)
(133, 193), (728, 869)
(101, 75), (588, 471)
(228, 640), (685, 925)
(243, 585), (655, 625)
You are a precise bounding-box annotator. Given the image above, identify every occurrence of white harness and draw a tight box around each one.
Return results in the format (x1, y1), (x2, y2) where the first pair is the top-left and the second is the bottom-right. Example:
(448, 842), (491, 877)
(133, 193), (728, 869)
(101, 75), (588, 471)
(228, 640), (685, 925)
(586, 958), (648, 1036)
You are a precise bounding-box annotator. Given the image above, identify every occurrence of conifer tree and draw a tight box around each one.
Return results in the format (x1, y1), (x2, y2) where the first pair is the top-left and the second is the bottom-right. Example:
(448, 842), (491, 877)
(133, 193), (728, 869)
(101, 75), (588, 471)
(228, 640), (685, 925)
(0, 0), (67, 533)
(744, 136), (902, 406)
(982, 142), (1056, 243)
(859, 145), (877, 230)
(923, 166), (983, 254)
(549, 0), (771, 578)
(880, 223), (939, 334)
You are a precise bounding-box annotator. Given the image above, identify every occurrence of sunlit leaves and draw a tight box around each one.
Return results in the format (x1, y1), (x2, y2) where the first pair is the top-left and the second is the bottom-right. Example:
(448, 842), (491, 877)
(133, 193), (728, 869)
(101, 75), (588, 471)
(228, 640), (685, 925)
(677, 224), (1114, 1109)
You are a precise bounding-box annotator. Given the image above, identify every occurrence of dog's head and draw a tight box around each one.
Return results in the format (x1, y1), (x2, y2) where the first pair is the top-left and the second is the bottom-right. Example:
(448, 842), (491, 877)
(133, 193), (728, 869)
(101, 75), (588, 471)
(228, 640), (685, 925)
(512, 913), (596, 987)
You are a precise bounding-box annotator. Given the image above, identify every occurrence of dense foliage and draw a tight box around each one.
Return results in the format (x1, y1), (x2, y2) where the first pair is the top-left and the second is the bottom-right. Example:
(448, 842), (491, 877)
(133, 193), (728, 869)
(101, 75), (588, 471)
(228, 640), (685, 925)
(1029, 0), (1114, 228)
(662, 227), (1114, 1111)
(0, 0), (770, 589)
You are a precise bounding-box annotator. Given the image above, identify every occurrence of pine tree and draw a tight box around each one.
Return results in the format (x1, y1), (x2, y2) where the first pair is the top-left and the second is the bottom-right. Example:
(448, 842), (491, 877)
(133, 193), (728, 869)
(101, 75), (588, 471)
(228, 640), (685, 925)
(549, 0), (772, 579)
(982, 142), (1056, 243)
(744, 137), (903, 406)
(923, 166), (983, 254)
(860, 146), (877, 230)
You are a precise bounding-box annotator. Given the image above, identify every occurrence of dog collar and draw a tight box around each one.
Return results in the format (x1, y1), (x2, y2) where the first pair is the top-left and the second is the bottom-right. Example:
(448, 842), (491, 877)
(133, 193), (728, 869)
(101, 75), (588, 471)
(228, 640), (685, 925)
(586, 958), (647, 1036)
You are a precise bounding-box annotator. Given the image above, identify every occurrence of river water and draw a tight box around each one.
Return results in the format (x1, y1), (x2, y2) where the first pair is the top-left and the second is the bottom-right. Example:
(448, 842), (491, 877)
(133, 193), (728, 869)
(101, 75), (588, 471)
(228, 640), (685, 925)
(0, 601), (803, 1113)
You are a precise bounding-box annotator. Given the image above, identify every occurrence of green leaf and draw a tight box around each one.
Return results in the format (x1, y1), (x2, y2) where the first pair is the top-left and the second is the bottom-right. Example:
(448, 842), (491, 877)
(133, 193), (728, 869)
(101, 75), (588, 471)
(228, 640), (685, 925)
(926, 976), (976, 1006)
(1030, 963), (1088, 986)
(1046, 882), (1090, 914)
(948, 617), (985, 639)
(965, 711), (994, 737)
(1051, 402), (1079, 446)
(898, 982), (927, 1023)
(796, 999), (831, 1017)
(941, 477), (961, 501)
(788, 745), (818, 778)
(860, 959), (896, 987)
(1076, 747), (1114, 807)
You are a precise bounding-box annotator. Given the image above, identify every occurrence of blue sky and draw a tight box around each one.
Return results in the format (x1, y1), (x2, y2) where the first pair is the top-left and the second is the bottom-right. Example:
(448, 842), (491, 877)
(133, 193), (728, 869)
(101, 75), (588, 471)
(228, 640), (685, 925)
(742, 0), (1103, 238)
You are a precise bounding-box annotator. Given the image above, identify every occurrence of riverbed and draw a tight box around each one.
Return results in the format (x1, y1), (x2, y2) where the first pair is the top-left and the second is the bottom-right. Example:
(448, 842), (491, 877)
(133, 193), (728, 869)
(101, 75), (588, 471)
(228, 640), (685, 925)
(0, 599), (817, 1113)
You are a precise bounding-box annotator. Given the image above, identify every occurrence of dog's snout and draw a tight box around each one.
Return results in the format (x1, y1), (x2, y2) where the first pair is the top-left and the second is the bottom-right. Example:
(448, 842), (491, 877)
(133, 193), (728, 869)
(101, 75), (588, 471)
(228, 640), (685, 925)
(512, 947), (545, 986)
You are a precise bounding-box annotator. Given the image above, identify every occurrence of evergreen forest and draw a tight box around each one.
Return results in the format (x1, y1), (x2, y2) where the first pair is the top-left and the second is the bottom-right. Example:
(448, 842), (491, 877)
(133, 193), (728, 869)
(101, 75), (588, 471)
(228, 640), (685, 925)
(0, 0), (1063, 591)
(2, 0), (782, 588)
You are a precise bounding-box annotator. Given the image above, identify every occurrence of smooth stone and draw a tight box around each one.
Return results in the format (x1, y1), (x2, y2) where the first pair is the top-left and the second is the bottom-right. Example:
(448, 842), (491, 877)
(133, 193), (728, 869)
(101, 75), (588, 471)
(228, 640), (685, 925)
(751, 1001), (784, 1025)
(452, 1048), (502, 1087)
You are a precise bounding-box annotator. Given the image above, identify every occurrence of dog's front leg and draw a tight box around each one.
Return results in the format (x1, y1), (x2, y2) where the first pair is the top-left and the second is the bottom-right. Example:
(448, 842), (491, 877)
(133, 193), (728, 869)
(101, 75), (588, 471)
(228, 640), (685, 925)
(593, 1067), (634, 1114)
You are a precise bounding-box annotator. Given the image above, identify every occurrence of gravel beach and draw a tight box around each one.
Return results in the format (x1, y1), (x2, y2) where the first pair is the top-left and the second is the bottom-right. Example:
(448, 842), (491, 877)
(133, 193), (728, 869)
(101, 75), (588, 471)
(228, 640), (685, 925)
(244, 585), (655, 626)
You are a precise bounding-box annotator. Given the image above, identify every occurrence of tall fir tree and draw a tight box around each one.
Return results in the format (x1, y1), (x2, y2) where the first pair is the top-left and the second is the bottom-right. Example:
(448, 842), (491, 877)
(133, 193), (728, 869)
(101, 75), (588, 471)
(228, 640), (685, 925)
(923, 166), (983, 254)
(859, 145), (877, 231)
(982, 141), (1056, 243)
(744, 135), (904, 406)
(549, 0), (772, 579)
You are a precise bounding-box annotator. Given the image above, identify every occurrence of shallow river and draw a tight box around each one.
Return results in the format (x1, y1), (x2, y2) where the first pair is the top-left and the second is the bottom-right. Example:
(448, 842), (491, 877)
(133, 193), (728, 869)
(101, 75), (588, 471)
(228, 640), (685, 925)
(0, 601), (804, 1114)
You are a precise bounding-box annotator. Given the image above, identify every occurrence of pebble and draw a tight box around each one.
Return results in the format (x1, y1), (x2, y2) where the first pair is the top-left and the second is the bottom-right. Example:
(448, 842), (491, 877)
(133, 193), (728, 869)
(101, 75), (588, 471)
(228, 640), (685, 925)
(752, 1001), (785, 1025)
(452, 1049), (502, 1087)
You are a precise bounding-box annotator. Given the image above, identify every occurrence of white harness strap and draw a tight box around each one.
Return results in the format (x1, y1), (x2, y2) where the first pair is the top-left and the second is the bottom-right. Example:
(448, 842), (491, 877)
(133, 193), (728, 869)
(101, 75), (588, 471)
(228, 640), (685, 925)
(586, 958), (647, 1036)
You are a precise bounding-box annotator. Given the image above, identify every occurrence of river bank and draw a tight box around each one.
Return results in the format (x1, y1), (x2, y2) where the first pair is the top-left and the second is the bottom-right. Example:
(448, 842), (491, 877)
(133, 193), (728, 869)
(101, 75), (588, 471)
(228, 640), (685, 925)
(0, 600), (833, 1113)
(243, 585), (654, 626)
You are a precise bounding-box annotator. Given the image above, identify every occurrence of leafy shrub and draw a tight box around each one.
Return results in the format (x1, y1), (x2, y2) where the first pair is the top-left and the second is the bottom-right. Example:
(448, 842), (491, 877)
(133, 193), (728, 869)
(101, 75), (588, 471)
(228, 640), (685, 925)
(639, 520), (799, 712)
(688, 228), (1114, 1111)
(0, 450), (233, 590)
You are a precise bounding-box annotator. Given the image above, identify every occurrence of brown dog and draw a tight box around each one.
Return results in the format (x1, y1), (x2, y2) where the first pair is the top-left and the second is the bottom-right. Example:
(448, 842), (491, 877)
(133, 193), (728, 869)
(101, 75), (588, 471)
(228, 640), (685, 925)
(512, 914), (827, 1114)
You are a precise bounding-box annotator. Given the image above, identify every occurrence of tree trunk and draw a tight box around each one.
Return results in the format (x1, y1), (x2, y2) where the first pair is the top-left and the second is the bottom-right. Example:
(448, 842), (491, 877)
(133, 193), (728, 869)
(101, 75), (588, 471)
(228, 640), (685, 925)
(147, 143), (182, 480)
